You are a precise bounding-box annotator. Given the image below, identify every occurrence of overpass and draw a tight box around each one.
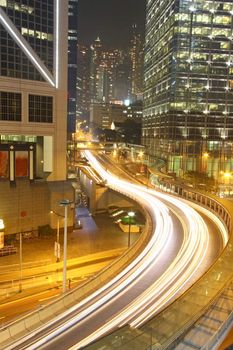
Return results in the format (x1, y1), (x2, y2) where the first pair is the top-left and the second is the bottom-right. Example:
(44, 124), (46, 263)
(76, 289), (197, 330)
(0, 151), (232, 350)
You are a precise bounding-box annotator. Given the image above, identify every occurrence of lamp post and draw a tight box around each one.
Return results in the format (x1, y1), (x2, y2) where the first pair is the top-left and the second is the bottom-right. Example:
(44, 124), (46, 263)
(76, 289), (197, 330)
(50, 210), (63, 262)
(18, 232), (23, 292)
(127, 211), (135, 248)
(59, 199), (72, 293)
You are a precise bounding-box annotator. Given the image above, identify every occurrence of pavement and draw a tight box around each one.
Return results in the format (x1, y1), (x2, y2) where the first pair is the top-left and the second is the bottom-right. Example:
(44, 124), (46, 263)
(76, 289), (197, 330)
(0, 206), (140, 269)
(0, 206), (141, 322)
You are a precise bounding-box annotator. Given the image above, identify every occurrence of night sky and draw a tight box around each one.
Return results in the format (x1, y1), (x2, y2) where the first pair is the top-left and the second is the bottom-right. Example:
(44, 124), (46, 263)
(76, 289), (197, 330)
(77, 0), (146, 49)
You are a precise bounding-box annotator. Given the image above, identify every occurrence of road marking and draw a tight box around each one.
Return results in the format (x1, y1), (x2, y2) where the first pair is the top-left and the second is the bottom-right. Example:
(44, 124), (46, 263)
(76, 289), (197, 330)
(38, 294), (60, 302)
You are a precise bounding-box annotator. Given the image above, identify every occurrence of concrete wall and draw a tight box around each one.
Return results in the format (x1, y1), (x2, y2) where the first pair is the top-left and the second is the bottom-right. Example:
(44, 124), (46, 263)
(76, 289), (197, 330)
(95, 187), (133, 213)
(79, 169), (134, 215)
(0, 180), (74, 235)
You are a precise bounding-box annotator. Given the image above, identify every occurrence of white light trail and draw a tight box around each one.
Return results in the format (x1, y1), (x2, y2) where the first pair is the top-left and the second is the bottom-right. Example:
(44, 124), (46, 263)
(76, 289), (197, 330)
(5, 151), (227, 350)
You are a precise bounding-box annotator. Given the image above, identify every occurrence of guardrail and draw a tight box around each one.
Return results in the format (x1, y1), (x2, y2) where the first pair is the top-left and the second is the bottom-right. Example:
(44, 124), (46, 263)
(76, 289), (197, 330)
(0, 187), (153, 349)
(201, 298), (233, 350)
(160, 181), (231, 233)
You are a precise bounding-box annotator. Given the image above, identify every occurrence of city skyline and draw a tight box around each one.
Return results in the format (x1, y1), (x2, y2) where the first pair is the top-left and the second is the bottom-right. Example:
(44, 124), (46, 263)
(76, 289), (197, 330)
(0, 2), (232, 349)
(78, 0), (146, 49)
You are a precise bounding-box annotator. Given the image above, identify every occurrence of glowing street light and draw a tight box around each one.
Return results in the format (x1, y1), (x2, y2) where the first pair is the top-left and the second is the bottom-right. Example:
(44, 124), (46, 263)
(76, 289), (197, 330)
(138, 151), (144, 158)
(223, 172), (231, 178)
(203, 152), (209, 158)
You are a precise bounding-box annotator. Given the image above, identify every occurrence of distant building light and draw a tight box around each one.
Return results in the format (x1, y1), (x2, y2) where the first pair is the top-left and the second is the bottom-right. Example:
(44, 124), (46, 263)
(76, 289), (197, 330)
(124, 99), (130, 107)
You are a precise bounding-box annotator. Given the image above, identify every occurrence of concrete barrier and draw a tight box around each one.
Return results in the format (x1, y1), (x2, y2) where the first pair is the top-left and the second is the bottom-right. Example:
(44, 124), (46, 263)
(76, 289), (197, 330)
(38, 307), (56, 324)
(0, 328), (12, 347)
(24, 313), (42, 331)
(9, 320), (27, 339)
(63, 293), (75, 308)
(50, 299), (68, 316)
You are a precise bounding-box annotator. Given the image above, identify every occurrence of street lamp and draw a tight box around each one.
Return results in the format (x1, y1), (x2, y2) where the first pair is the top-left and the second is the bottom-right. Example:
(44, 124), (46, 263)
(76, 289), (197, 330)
(203, 152), (209, 159)
(127, 211), (135, 248)
(50, 210), (64, 262)
(59, 199), (72, 293)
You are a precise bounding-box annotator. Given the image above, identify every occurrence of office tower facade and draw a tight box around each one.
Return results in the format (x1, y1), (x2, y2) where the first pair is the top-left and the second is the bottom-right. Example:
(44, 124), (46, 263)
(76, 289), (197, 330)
(114, 58), (132, 102)
(90, 37), (123, 104)
(0, 0), (68, 181)
(77, 43), (90, 122)
(143, 0), (233, 178)
(68, 0), (78, 134)
(90, 37), (103, 103)
(130, 24), (144, 102)
(90, 101), (142, 130)
(0, 1), (72, 234)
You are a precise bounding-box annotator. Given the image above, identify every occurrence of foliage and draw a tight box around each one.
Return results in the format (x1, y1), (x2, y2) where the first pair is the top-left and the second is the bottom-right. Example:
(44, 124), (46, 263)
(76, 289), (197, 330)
(183, 170), (215, 188)
(121, 216), (136, 225)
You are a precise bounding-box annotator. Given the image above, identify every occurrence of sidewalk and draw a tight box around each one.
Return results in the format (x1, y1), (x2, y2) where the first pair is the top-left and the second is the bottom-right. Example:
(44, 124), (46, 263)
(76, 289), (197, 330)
(0, 208), (139, 267)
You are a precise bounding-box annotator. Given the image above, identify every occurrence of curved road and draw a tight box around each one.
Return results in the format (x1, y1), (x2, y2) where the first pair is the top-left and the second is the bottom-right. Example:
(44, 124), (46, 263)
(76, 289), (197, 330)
(4, 151), (226, 350)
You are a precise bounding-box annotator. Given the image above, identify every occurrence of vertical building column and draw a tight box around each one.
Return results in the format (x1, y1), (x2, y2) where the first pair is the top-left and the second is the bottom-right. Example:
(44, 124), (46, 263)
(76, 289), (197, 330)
(9, 145), (15, 183)
(29, 145), (34, 181)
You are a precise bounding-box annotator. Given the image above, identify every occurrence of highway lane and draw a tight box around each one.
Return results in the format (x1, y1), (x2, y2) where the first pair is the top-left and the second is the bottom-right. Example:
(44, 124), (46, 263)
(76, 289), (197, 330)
(5, 182), (174, 349)
(0, 249), (125, 322)
(36, 204), (184, 350)
(4, 151), (226, 350)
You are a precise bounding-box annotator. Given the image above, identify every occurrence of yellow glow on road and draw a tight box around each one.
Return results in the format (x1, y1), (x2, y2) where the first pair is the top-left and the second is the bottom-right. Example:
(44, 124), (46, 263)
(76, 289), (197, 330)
(9, 151), (228, 350)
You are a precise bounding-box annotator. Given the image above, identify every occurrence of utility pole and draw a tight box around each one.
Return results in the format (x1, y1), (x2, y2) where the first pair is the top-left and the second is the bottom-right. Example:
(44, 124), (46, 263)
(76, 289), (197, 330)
(19, 232), (23, 292)
(59, 199), (72, 293)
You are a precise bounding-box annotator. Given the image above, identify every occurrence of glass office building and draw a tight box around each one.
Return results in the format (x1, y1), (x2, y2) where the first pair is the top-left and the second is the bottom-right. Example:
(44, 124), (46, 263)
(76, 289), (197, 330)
(143, 0), (233, 178)
(67, 0), (78, 133)
(0, 0), (54, 81)
(0, 0), (68, 182)
(0, 1), (72, 235)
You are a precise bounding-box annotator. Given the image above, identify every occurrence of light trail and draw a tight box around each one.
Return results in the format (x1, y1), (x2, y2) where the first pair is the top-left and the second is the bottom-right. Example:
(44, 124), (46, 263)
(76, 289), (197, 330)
(6, 158), (173, 350)
(4, 151), (227, 350)
(71, 151), (226, 349)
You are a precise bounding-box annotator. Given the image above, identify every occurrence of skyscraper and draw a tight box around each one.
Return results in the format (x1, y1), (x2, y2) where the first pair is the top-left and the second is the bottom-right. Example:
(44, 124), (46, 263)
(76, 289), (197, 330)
(0, 1), (72, 234)
(68, 0), (78, 134)
(130, 24), (144, 102)
(90, 37), (103, 103)
(77, 43), (90, 121)
(143, 0), (233, 178)
(89, 37), (123, 104)
(114, 58), (131, 102)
